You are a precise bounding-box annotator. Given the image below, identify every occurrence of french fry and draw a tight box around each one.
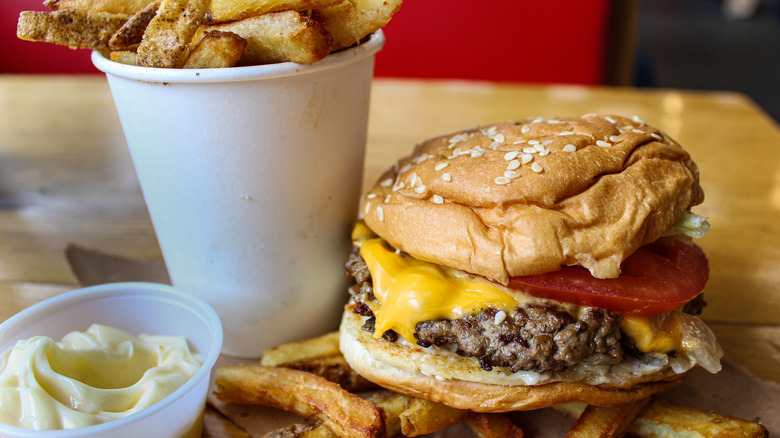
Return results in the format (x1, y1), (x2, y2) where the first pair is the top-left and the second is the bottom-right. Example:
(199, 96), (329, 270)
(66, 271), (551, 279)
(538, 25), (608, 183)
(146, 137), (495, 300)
(17, 9), (129, 50)
(215, 364), (386, 438)
(194, 10), (332, 65)
(399, 398), (471, 437)
(368, 391), (413, 438)
(261, 331), (342, 366)
(555, 399), (768, 438)
(263, 423), (335, 438)
(136, 0), (210, 68)
(109, 0), (161, 50)
(278, 355), (378, 392)
(565, 398), (651, 438)
(182, 30), (246, 68)
(259, 331), (376, 392)
(207, 0), (344, 24)
(262, 391), (411, 438)
(630, 398), (767, 438)
(312, 0), (402, 50)
(110, 50), (137, 64)
(464, 413), (524, 438)
(44, 0), (155, 16)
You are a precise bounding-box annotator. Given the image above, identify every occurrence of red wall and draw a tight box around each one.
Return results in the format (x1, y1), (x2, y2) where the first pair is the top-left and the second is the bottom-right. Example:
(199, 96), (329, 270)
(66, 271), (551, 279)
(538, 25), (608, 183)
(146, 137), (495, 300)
(3, 0), (612, 84)
(374, 0), (612, 84)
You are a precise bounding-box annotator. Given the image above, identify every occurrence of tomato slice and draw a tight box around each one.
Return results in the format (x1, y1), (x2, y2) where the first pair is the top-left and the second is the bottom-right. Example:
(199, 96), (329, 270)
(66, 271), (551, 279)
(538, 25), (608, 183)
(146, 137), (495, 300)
(507, 240), (709, 315)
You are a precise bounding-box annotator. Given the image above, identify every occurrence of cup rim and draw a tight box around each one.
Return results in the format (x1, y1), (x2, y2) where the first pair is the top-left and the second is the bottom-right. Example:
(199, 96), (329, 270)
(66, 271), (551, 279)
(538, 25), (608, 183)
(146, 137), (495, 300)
(0, 282), (223, 437)
(91, 30), (384, 83)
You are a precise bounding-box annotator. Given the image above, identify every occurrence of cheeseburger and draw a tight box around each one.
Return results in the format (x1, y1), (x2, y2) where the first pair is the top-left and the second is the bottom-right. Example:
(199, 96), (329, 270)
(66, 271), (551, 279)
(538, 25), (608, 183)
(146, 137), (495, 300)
(339, 114), (722, 412)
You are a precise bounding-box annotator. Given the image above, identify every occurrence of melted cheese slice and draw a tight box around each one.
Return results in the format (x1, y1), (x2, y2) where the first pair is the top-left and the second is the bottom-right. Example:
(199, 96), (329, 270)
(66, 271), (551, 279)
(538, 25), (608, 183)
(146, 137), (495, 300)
(359, 238), (522, 342)
(620, 313), (683, 353)
(356, 229), (686, 354)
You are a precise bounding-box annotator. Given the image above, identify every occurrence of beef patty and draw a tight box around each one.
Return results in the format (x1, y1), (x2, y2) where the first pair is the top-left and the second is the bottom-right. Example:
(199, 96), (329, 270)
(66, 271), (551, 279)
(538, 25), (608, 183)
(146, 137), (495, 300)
(346, 248), (625, 373)
(346, 247), (705, 374)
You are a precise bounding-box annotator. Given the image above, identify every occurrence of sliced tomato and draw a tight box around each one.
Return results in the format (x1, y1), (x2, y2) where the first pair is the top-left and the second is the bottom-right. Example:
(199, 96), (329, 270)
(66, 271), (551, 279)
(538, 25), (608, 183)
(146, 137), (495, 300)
(507, 240), (709, 315)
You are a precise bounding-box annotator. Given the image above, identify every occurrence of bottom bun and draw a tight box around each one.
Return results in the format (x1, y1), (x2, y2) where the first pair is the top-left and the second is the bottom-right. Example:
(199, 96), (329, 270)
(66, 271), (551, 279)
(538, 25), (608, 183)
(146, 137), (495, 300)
(339, 309), (685, 412)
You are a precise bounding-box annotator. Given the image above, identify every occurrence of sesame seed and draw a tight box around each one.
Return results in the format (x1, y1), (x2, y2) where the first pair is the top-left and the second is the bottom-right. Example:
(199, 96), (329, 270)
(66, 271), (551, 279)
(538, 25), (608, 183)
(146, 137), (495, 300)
(494, 310), (507, 325)
(533, 144), (545, 152)
(651, 133), (663, 141)
(385, 195), (391, 203)
(609, 135), (622, 142)
(494, 176), (511, 185)
(583, 113), (597, 118)
(380, 178), (393, 187)
(596, 140), (611, 148)
(432, 195), (444, 204)
(528, 139), (540, 146)
(471, 150), (484, 158)
(559, 131), (575, 136)
(449, 133), (468, 145)
(632, 115), (646, 124)
(542, 139), (553, 146)
(504, 151), (520, 160)
(377, 206), (384, 222)
(366, 193), (377, 199)
(494, 133), (506, 144)
(364, 201), (370, 214)
(415, 185), (426, 194)
(523, 147), (537, 154)
(632, 128), (644, 134)
(392, 182), (405, 191)
(507, 159), (521, 170)
(547, 119), (565, 124)
(521, 154), (534, 164)
(539, 149), (550, 156)
(604, 116), (617, 124)
(504, 170), (520, 179)
(410, 173), (420, 187)
(531, 162), (543, 173)
(521, 125), (531, 134)
(513, 140), (527, 145)
(489, 141), (500, 150)
(486, 126), (498, 137)
(442, 173), (452, 182)
(435, 162), (449, 171)
(563, 144), (577, 152)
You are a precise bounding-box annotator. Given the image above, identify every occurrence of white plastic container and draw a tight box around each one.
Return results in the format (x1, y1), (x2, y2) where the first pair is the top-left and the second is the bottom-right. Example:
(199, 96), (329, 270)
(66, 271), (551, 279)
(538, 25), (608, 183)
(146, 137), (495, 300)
(91, 31), (385, 357)
(0, 282), (223, 438)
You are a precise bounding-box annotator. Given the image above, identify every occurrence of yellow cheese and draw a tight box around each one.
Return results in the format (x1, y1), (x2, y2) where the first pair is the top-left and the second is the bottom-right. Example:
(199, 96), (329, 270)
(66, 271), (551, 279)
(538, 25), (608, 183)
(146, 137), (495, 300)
(359, 238), (521, 342)
(620, 313), (683, 353)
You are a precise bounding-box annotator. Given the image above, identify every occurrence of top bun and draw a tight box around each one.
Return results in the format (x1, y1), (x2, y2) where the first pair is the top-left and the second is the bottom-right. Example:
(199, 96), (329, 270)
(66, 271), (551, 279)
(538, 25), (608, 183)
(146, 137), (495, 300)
(361, 114), (703, 284)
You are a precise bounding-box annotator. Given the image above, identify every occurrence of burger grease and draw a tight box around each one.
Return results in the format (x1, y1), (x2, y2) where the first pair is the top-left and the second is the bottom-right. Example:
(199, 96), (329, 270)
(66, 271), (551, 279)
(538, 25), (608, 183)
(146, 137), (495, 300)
(340, 114), (722, 412)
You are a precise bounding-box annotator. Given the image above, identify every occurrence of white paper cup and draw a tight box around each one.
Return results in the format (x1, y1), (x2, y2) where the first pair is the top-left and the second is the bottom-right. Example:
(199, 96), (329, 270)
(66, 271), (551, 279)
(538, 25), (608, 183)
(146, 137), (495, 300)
(92, 31), (384, 357)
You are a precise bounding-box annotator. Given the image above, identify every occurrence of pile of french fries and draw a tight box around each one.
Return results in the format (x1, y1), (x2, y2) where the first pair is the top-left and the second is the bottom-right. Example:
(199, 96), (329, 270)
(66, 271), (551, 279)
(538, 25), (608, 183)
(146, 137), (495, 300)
(214, 332), (768, 438)
(17, 0), (401, 68)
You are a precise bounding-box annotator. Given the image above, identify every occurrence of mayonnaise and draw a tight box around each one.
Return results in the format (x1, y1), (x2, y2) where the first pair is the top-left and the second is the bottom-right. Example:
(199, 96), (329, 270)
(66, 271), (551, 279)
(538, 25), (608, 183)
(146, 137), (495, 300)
(0, 324), (203, 430)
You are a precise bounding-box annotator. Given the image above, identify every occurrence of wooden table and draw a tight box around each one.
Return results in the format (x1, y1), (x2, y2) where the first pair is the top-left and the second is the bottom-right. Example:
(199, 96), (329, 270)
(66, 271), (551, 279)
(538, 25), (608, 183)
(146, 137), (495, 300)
(2, 76), (780, 434)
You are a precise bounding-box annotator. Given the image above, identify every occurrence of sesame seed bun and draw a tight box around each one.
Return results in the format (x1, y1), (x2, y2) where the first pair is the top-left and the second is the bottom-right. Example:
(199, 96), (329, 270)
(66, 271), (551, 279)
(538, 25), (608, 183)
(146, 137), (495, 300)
(361, 114), (703, 284)
(339, 309), (686, 412)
